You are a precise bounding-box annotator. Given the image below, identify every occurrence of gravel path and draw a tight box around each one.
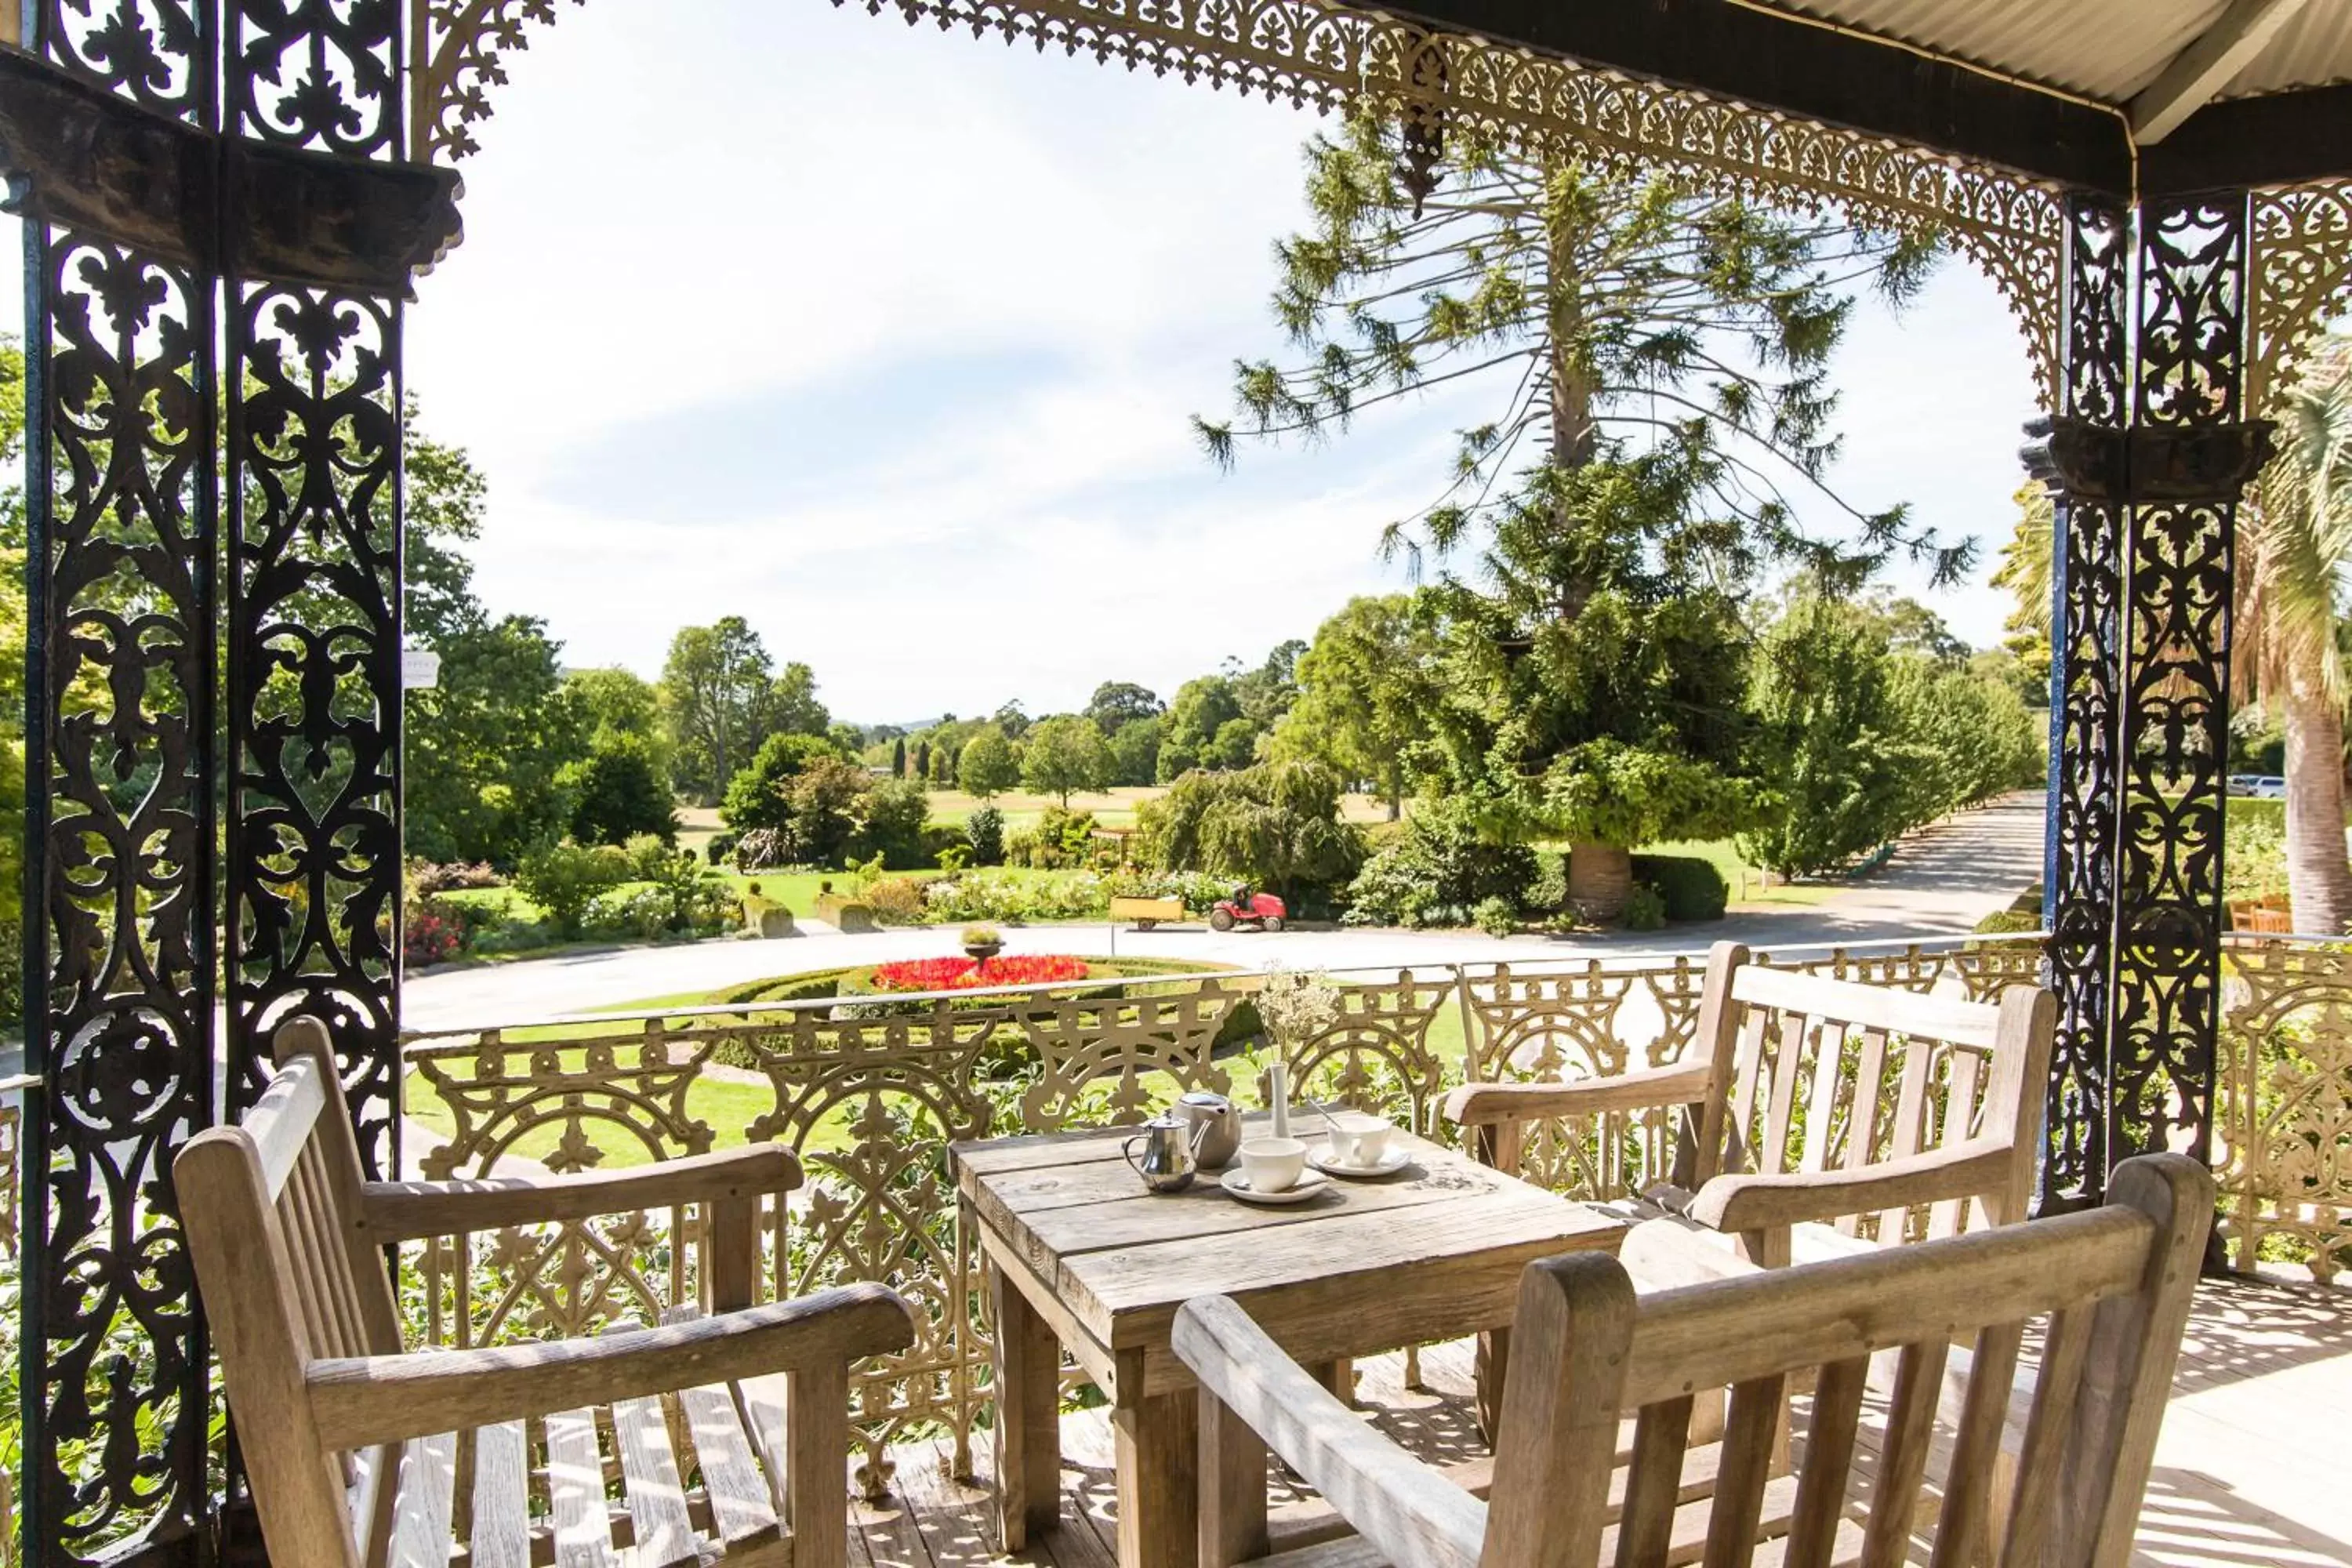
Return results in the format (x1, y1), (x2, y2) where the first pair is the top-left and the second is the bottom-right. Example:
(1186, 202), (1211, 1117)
(401, 794), (2047, 1033)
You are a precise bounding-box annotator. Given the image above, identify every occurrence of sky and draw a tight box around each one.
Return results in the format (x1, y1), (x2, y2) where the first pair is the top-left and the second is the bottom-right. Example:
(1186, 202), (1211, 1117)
(16, 0), (2049, 727)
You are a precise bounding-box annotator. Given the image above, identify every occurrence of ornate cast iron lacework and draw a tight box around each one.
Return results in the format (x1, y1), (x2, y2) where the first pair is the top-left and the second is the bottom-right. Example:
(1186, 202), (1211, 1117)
(30, 0), (213, 122)
(410, 0), (2068, 402)
(2249, 181), (2352, 416)
(223, 281), (405, 1172)
(227, 0), (402, 155)
(2110, 194), (2258, 1178)
(2036, 196), (2129, 1211)
(25, 227), (216, 1564)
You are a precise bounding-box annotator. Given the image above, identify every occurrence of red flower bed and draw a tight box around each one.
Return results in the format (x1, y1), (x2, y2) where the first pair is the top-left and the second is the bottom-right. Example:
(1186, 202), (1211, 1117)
(869, 955), (1091, 993)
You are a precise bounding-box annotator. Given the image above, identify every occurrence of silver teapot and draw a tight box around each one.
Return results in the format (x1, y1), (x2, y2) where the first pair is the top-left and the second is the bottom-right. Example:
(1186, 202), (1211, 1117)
(1169, 1091), (1241, 1169)
(1123, 1115), (1199, 1193)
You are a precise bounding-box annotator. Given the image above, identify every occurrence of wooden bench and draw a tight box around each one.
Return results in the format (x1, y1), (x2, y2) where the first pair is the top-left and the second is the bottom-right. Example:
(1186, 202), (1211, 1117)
(178, 1018), (914, 1568)
(1176, 1151), (2211, 1568)
(1112, 895), (1188, 930)
(1446, 940), (2054, 1269)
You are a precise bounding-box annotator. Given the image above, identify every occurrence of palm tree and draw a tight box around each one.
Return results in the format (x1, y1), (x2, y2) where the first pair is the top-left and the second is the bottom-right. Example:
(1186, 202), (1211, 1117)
(2237, 338), (2352, 933)
(1995, 336), (2352, 934)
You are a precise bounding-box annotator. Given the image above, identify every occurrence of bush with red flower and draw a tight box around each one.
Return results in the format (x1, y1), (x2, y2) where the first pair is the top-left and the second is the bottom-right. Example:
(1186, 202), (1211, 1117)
(404, 902), (463, 968)
(868, 954), (1091, 993)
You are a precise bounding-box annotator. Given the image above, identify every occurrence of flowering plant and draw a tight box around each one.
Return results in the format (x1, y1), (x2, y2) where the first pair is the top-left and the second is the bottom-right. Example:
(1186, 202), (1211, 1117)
(1253, 967), (1341, 1047)
(403, 904), (463, 968)
(869, 954), (1090, 993)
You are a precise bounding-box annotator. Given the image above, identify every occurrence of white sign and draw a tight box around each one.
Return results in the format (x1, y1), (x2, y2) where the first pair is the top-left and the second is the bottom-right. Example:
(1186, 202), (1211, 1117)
(401, 647), (443, 691)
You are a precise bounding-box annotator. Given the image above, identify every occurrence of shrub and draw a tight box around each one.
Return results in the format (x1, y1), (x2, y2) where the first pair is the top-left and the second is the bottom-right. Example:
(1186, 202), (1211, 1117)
(585, 885), (674, 942)
(1525, 849), (1567, 914)
(622, 832), (677, 881)
(514, 841), (632, 938)
(1142, 761), (1363, 900)
(564, 733), (678, 847)
(706, 829), (739, 866)
(1472, 895), (1519, 938)
(1621, 883), (1668, 931)
(1007, 807), (1100, 869)
(852, 778), (933, 869)
(403, 899), (463, 967)
(859, 877), (930, 926)
(733, 826), (790, 872)
(965, 806), (1006, 866)
(411, 860), (500, 894)
(1628, 854), (1730, 922)
(1341, 798), (1534, 927)
(962, 924), (1003, 947)
(721, 732), (840, 831)
(920, 821), (967, 866)
(921, 870), (1111, 924)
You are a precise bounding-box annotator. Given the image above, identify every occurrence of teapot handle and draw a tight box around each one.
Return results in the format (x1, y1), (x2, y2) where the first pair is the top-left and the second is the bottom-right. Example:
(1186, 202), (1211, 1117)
(1121, 1134), (1146, 1178)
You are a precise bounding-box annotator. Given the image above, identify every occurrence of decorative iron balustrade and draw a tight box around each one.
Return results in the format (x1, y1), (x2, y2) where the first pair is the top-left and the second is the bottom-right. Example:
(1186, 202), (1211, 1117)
(394, 937), (2046, 1490)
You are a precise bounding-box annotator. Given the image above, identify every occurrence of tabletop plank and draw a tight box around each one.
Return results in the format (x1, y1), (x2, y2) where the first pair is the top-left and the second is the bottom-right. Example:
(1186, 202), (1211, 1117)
(996, 1156), (1521, 1259)
(1066, 1187), (1613, 1323)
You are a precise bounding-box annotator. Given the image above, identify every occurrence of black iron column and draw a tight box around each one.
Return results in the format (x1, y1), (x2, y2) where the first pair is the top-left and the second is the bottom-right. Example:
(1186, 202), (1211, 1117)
(2034, 194), (2130, 1211)
(220, 2), (414, 1174)
(5, 16), (221, 1561)
(2111, 193), (2271, 1178)
(2036, 191), (2274, 1212)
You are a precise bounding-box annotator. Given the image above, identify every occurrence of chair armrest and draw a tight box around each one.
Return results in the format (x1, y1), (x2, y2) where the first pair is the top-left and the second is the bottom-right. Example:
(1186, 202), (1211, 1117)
(307, 1282), (913, 1450)
(358, 1145), (802, 1243)
(1443, 1061), (1711, 1128)
(1173, 1294), (1485, 1568)
(1684, 1138), (2013, 1236)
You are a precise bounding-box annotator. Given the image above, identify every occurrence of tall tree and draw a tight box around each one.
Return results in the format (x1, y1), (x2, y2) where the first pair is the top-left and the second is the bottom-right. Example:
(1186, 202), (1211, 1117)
(1021, 715), (1114, 806)
(765, 660), (830, 738)
(1273, 593), (1440, 818)
(1158, 675), (1247, 780)
(659, 616), (773, 800)
(958, 728), (1019, 799)
(1203, 114), (1957, 914)
(400, 423), (591, 866)
(1085, 681), (1163, 733)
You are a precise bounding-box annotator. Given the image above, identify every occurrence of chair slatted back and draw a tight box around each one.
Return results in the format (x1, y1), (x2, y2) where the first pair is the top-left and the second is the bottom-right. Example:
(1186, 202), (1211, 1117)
(1688, 944), (2053, 1242)
(1481, 1152), (2212, 1568)
(178, 1018), (405, 1567)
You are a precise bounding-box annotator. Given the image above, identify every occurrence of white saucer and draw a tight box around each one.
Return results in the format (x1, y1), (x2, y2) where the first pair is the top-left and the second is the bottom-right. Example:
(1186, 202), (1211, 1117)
(1307, 1145), (1414, 1179)
(1220, 1167), (1330, 1206)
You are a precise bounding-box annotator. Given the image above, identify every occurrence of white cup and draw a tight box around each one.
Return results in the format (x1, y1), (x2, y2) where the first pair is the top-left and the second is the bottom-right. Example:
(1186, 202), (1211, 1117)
(1327, 1114), (1393, 1167)
(1238, 1136), (1306, 1194)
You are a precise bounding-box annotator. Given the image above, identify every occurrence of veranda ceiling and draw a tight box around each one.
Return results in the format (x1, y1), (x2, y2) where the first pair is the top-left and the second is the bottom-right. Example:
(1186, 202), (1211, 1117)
(1759, 0), (2352, 107)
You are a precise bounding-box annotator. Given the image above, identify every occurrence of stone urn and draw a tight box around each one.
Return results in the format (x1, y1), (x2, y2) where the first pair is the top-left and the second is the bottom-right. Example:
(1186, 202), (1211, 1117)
(963, 935), (1004, 963)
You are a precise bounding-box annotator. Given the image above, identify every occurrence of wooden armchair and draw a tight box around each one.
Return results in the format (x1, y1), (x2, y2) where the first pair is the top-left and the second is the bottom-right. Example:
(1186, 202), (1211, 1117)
(1176, 1152), (2210, 1568)
(1445, 941), (2056, 1269)
(177, 1019), (915, 1568)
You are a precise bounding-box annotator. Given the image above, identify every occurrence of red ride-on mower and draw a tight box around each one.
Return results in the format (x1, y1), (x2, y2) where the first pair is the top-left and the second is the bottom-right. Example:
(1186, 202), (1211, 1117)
(1208, 887), (1286, 933)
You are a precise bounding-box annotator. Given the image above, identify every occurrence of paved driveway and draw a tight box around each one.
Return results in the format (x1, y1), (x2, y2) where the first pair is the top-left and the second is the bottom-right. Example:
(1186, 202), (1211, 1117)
(402, 795), (2046, 1033)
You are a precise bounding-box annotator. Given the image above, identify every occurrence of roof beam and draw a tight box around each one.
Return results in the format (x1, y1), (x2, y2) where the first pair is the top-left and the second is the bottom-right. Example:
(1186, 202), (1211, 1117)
(2131, 0), (2314, 143)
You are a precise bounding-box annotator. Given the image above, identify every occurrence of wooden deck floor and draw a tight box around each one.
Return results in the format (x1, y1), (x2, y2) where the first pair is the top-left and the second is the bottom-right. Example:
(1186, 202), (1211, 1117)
(851, 1275), (2352, 1568)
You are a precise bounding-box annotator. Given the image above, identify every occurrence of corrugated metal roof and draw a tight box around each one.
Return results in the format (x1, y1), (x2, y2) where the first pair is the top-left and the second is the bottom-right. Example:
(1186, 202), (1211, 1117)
(1751, 0), (2352, 106)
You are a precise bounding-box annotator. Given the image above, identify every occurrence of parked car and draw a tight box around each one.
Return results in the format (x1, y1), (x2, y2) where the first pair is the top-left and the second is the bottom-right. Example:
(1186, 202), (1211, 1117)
(2228, 774), (2259, 796)
(2253, 776), (2287, 798)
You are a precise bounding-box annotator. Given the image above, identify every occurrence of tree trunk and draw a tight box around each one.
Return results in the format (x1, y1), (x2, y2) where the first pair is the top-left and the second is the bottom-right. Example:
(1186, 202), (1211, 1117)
(1566, 843), (1633, 922)
(2282, 674), (2352, 935)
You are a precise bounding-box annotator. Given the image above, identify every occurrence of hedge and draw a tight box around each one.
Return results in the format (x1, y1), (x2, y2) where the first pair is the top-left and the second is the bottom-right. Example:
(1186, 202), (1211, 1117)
(1628, 854), (1730, 923)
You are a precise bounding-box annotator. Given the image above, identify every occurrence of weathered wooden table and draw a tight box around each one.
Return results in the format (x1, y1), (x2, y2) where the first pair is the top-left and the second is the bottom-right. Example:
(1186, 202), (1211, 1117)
(951, 1120), (1622, 1568)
